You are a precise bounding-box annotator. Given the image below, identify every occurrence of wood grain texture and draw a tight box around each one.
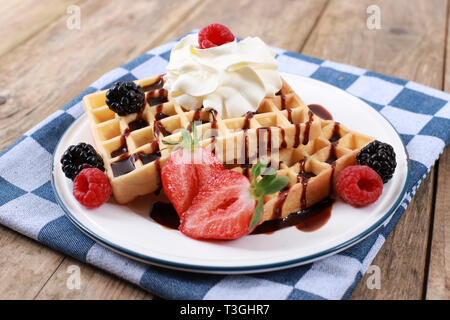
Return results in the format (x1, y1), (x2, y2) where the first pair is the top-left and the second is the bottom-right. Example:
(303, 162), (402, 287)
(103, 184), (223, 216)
(302, 0), (447, 84)
(426, 147), (450, 300)
(0, 225), (64, 299)
(0, 0), (201, 152)
(34, 257), (153, 300)
(352, 172), (436, 299)
(427, 2), (450, 297)
(156, 0), (329, 51)
(296, 0), (447, 299)
(0, 0), (82, 57)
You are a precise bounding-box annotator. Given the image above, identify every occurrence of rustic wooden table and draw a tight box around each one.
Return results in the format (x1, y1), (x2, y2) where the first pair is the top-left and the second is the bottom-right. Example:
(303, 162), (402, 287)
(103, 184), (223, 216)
(0, 0), (448, 300)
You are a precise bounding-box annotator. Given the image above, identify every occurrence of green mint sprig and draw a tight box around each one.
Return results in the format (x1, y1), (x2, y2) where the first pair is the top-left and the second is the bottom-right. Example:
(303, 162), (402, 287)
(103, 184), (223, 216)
(162, 122), (199, 151)
(248, 161), (290, 231)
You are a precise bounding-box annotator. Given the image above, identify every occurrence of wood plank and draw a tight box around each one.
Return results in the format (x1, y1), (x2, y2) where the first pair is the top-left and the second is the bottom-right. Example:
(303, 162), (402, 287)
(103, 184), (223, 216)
(0, 225), (64, 299)
(0, 0), (82, 57)
(302, 0), (447, 82)
(0, 0), (201, 152)
(34, 257), (153, 300)
(426, 147), (450, 299)
(157, 0), (329, 51)
(352, 172), (436, 299)
(427, 1), (450, 297)
(298, 0), (447, 299)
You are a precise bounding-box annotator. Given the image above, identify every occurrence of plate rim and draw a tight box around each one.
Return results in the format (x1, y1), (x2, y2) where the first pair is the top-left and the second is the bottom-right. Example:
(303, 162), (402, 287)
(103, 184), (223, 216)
(51, 73), (410, 274)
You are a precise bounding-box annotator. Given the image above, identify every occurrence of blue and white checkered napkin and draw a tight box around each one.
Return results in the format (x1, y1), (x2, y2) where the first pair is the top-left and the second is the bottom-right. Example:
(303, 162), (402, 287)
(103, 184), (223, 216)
(0, 33), (449, 300)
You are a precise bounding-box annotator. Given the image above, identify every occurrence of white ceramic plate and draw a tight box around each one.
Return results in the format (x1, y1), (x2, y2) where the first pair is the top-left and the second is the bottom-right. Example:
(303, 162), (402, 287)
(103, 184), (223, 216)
(52, 73), (409, 274)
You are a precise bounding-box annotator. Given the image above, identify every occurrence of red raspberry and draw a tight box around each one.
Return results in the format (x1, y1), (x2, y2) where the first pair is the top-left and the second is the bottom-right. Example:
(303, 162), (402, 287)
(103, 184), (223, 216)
(198, 23), (235, 49)
(73, 168), (111, 208)
(336, 165), (383, 207)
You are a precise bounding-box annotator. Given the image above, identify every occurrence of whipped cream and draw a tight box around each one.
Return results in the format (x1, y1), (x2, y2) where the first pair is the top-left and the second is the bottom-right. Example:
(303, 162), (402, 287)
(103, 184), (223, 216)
(163, 33), (282, 118)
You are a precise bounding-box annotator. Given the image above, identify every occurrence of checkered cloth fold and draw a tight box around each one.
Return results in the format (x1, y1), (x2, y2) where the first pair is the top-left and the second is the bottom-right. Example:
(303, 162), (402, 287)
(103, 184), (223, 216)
(0, 33), (449, 300)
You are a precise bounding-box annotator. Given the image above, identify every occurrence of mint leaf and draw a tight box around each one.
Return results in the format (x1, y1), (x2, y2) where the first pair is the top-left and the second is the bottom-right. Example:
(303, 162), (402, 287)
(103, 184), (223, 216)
(181, 129), (193, 150)
(251, 161), (266, 179)
(262, 166), (276, 176)
(249, 196), (264, 231)
(259, 175), (290, 195)
(163, 123), (199, 152)
(162, 140), (180, 146)
(248, 161), (290, 230)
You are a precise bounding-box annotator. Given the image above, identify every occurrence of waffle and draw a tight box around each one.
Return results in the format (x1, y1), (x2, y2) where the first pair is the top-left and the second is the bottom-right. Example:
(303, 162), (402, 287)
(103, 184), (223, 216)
(83, 75), (374, 225)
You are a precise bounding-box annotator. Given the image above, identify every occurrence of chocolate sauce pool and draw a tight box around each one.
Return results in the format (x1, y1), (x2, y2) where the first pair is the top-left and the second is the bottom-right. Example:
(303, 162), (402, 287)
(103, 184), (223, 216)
(149, 199), (333, 234)
(308, 104), (333, 120)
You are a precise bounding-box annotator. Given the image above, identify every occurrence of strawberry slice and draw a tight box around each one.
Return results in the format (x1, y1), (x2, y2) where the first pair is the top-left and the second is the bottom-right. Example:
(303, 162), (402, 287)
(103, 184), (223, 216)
(161, 124), (223, 215)
(179, 170), (256, 240)
(194, 148), (224, 187)
(179, 163), (290, 240)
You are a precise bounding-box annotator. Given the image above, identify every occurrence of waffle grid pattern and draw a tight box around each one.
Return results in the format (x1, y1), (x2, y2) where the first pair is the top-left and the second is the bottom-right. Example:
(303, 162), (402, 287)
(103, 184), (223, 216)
(84, 76), (373, 223)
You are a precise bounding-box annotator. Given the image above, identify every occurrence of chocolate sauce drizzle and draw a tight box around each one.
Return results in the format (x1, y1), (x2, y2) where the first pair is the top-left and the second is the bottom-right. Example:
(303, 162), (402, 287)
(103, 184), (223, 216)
(256, 127), (272, 156)
(280, 127), (287, 149)
(326, 123), (341, 195)
(287, 108), (293, 123)
(187, 108), (209, 131)
(329, 122), (340, 143)
(128, 119), (148, 132)
(144, 76), (168, 106)
(154, 104), (169, 121)
(154, 120), (171, 137)
(148, 197), (333, 234)
(149, 202), (179, 229)
(252, 198), (334, 234)
(111, 153), (135, 177)
(111, 142), (161, 177)
(280, 94), (286, 110)
(146, 86), (168, 106)
(297, 159), (317, 210)
(142, 75), (164, 92)
(294, 124), (301, 148)
(110, 128), (130, 158)
(209, 109), (218, 154)
(237, 112), (256, 176)
(128, 107), (148, 132)
(302, 111), (314, 145)
(308, 104), (333, 121)
(272, 189), (289, 220)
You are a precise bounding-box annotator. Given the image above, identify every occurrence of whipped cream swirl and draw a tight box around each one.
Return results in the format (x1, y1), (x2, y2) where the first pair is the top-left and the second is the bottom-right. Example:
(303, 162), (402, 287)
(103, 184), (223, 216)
(163, 34), (282, 118)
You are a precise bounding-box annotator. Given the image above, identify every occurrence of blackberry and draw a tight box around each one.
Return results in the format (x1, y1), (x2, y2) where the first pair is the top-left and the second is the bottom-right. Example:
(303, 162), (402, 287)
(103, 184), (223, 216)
(61, 143), (105, 180)
(105, 81), (145, 116)
(357, 140), (396, 183)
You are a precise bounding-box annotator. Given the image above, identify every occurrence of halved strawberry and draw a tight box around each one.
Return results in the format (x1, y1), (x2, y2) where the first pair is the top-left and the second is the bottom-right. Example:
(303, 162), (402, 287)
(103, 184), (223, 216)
(179, 162), (290, 240)
(179, 170), (256, 240)
(161, 124), (223, 215)
(161, 148), (198, 215)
